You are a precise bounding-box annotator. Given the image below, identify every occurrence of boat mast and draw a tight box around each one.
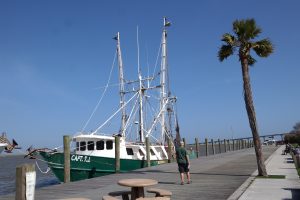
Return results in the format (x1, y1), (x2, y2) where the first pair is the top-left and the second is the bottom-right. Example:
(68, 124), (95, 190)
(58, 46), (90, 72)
(160, 17), (170, 143)
(137, 27), (145, 143)
(115, 32), (126, 137)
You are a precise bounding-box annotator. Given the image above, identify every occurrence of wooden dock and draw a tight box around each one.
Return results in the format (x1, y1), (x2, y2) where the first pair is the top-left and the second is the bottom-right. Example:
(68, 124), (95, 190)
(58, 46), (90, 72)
(0, 146), (277, 200)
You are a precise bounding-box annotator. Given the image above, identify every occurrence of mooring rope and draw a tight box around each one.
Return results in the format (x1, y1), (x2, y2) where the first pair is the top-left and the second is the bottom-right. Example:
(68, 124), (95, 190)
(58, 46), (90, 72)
(35, 160), (51, 174)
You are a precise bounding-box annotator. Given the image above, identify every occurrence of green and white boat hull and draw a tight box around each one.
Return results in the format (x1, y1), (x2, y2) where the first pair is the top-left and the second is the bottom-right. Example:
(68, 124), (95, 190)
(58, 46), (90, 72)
(40, 151), (166, 182)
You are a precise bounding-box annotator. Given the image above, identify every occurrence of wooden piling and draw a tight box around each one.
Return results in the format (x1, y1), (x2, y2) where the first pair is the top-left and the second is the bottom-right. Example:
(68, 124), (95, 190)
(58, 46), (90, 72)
(205, 138), (208, 156)
(218, 139), (221, 154)
(167, 137), (172, 163)
(16, 163), (35, 200)
(146, 137), (150, 167)
(195, 138), (199, 158)
(224, 139), (227, 152)
(232, 139), (235, 151)
(63, 135), (70, 183)
(228, 140), (231, 151)
(211, 139), (215, 155)
(115, 136), (120, 172)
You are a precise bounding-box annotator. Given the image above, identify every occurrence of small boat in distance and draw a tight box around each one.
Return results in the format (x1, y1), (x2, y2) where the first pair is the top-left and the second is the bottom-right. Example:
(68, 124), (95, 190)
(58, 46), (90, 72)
(26, 17), (181, 182)
(0, 133), (8, 154)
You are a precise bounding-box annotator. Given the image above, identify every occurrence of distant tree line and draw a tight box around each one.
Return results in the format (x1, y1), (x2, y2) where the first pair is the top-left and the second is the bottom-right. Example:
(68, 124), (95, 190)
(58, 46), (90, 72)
(284, 122), (300, 144)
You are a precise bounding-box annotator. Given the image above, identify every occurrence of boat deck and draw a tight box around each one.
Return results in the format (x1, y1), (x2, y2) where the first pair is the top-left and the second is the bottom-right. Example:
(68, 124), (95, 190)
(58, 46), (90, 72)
(0, 146), (277, 200)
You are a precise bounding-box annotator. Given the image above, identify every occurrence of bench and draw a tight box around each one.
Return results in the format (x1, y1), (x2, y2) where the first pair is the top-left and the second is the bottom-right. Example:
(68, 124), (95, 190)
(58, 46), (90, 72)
(61, 198), (91, 200)
(136, 197), (170, 200)
(102, 196), (119, 200)
(146, 188), (172, 197)
(108, 190), (131, 200)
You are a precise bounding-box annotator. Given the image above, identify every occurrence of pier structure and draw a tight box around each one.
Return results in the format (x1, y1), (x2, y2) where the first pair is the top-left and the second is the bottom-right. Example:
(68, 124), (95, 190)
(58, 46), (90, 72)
(0, 146), (278, 200)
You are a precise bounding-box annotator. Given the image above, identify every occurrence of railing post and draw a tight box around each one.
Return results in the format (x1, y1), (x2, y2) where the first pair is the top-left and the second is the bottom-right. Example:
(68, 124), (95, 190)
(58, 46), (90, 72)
(63, 135), (70, 183)
(232, 139), (235, 151)
(224, 139), (227, 152)
(16, 163), (36, 200)
(146, 137), (151, 167)
(115, 136), (120, 172)
(195, 138), (199, 158)
(218, 139), (221, 153)
(211, 139), (215, 155)
(205, 138), (208, 156)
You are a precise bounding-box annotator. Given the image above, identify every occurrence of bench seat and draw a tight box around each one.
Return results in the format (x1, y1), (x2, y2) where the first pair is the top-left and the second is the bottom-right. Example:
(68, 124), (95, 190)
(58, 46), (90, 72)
(102, 196), (119, 200)
(136, 197), (170, 200)
(147, 188), (172, 197)
(108, 190), (131, 200)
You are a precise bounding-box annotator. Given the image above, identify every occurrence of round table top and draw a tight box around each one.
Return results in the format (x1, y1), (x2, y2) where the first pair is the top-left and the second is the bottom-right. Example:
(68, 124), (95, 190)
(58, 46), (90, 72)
(118, 178), (158, 187)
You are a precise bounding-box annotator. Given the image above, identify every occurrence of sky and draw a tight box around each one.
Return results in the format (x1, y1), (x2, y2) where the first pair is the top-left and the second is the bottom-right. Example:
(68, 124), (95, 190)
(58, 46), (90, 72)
(0, 0), (299, 150)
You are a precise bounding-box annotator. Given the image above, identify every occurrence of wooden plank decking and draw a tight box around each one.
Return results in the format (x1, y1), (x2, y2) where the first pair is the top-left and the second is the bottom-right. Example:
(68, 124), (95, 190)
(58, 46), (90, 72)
(0, 146), (278, 200)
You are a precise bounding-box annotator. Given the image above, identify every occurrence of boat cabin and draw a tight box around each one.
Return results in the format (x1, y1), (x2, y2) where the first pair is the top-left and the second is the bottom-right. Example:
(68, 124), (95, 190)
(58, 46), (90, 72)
(73, 134), (168, 161)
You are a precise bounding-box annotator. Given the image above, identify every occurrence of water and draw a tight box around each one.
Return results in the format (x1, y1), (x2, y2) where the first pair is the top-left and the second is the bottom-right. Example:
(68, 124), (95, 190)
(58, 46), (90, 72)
(0, 154), (60, 195)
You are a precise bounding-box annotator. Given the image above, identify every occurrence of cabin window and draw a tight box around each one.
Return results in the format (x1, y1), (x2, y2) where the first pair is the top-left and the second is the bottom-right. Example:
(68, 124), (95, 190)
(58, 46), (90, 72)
(87, 141), (94, 151)
(138, 149), (145, 156)
(126, 148), (134, 155)
(80, 141), (86, 151)
(96, 141), (104, 150)
(106, 140), (113, 150)
(76, 142), (79, 151)
(150, 149), (155, 156)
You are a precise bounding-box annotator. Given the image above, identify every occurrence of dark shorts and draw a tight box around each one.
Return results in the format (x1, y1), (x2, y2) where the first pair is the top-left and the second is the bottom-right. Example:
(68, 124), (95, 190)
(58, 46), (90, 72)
(178, 163), (189, 173)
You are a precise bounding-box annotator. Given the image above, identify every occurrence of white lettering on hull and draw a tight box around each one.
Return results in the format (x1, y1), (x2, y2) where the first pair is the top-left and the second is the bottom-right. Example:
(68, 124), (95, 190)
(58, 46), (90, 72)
(71, 155), (91, 163)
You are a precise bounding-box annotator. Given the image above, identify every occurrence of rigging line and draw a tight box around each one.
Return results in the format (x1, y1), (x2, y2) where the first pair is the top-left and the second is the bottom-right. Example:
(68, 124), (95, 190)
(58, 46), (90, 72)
(149, 134), (160, 143)
(92, 92), (139, 135)
(124, 100), (140, 141)
(146, 98), (169, 138)
(81, 50), (117, 133)
(150, 37), (163, 86)
(94, 82), (121, 90)
(123, 95), (139, 137)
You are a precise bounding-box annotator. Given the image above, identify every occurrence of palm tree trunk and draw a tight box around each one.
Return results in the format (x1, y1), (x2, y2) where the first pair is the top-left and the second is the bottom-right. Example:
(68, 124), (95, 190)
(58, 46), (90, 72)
(241, 57), (267, 176)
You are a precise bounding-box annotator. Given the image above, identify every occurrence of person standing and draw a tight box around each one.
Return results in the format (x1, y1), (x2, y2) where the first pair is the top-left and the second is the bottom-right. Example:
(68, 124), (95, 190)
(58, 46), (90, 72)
(175, 141), (191, 185)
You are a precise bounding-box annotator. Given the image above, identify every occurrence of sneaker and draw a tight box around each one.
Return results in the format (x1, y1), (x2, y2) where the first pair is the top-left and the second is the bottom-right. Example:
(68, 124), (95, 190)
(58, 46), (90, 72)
(187, 180), (191, 184)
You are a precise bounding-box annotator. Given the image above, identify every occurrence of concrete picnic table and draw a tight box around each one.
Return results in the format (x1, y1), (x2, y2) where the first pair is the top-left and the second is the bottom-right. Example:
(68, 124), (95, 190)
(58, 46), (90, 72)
(118, 178), (158, 200)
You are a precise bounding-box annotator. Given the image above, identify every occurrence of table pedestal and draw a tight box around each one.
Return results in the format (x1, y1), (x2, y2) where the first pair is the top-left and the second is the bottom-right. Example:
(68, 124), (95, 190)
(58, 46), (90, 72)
(131, 187), (144, 200)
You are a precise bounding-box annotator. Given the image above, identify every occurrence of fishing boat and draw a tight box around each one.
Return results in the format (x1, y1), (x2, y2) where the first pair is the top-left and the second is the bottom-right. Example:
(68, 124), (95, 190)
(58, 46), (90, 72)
(27, 18), (181, 182)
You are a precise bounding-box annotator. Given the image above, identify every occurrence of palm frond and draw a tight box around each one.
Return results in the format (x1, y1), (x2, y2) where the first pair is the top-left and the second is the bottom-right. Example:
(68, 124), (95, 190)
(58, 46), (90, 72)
(233, 19), (245, 38)
(233, 19), (261, 41)
(218, 45), (234, 62)
(221, 33), (236, 46)
(253, 38), (274, 57)
(245, 19), (261, 39)
(247, 55), (257, 66)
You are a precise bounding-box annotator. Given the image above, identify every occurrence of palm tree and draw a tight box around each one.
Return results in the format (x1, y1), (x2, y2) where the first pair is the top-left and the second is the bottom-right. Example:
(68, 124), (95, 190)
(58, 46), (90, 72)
(218, 18), (274, 176)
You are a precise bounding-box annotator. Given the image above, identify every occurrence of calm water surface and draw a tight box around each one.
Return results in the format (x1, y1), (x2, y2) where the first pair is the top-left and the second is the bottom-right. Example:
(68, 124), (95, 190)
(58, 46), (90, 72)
(0, 154), (60, 195)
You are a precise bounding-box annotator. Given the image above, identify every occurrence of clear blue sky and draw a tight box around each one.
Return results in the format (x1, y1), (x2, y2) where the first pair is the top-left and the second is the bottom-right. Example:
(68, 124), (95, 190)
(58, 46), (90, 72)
(0, 0), (299, 149)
